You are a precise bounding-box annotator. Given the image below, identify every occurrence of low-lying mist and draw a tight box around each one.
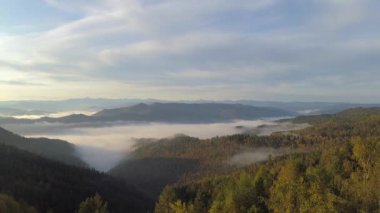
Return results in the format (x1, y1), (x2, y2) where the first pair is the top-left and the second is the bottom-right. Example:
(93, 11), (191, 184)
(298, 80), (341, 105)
(2, 118), (306, 172)
(12, 110), (97, 119)
(228, 148), (291, 167)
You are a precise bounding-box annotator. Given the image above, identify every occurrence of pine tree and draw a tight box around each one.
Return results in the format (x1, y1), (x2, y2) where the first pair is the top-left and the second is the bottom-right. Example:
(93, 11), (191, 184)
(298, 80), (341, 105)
(78, 193), (109, 213)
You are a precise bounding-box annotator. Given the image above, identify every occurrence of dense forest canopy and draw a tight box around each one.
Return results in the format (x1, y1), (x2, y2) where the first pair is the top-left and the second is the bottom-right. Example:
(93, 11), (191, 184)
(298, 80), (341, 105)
(0, 144), (152, 213)
(152, 108), (380, 212)
(0, 107), (379, 212)
(0, 127), (86, 167)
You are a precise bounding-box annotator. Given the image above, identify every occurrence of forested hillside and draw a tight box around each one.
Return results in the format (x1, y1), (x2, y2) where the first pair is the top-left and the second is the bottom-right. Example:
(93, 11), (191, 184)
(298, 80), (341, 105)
(110, 132), (309, 198)
(93, 103), (294, 123)
(1, 108), (378, 212)
(153, 108), (380, 212)
(0, 103), (294, 125)
(0, 144), (152, 213)
(0, 193), (37, 213)
(0, 127), (86, 167)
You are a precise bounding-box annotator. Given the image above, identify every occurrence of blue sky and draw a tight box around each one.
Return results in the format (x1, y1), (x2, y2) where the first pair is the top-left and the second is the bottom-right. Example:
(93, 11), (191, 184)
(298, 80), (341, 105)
(0, 0), (379, 102)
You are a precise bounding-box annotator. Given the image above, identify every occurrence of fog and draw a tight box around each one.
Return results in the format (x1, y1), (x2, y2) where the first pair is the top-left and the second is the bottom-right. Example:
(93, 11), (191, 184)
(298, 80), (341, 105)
(2, 118), (306, 172)
(228, 148), (291, 167)
(12, 110), (96, 119)
(246, 122), (310, 136)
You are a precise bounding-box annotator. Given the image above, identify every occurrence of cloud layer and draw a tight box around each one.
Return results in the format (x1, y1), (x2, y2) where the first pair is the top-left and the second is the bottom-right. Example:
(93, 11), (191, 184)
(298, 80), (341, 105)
(0, 0), (379, 102)
(8, 119), (276, 171)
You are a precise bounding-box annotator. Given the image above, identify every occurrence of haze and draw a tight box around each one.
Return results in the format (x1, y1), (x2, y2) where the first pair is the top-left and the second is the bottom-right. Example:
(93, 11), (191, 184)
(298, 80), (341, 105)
(4, 119), (286, 171)
(1, 0), (379, 102)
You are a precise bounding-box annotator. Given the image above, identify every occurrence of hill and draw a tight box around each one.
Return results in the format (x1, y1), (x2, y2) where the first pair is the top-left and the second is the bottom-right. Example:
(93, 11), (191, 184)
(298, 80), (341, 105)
(109, 108), (380, 212)
(0, 127), (86, 167)
(0, 193), (37, 213)
(153, 107), (380, 212)
(110, 123), (308, 199)
(92, 103), (294, 123)
(0, 103), (295, 125)
(109, 132), (307, 199)
(0, 144), (152, 213)
(1, 98), (378, 117)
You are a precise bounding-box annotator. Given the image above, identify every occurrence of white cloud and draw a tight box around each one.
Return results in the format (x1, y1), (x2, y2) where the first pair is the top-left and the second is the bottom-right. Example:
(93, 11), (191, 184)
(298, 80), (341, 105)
(18, 119), (276, 171)
(0, 0), (379, 102)
(166, 69), (222, 79)
(313, 0), (371, 30)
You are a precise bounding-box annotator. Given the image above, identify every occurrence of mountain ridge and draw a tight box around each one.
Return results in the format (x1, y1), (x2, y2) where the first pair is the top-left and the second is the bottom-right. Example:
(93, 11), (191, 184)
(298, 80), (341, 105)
(0, 126), (86, 167)
(0, 102), (295, 124)
(1, 98), (379, 117)
(0, 144), (152, 213)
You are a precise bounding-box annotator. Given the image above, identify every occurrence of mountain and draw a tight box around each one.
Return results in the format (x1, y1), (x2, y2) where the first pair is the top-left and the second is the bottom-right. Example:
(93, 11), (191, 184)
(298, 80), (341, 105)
(0, 193), (37, 213)
(0, 144), (152, 213)
(110, 157), (200, 200)
(109, 126), (304, 200)
(109, 107), (380, 212)
(1, 98), (378, 118)
(0, 107), (49, 117)
(92, 103), (295, 123)
(0, 98), (159, 113)
(0, 127), (86, 167)
(0, 103), (295, 125)
(229, 100), (380, 115)
(152, 107), (380, 212)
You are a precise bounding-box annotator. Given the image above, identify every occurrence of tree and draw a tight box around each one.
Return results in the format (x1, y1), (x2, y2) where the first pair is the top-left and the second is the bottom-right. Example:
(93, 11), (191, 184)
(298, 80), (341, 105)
(349, 137), (380, 212)
(78, 193), (109, 213)
(351, 137), (378, 180)
(169, 200), (195, 213)
(0, 193), (37, 213)
(269, 158), (306, 213)
(155, 186), (177, 213)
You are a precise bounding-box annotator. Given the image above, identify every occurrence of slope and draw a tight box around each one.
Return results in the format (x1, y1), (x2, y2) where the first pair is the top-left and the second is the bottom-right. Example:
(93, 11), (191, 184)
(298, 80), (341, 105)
(0, 144), (152, 213)
(1, 103), (295, 125)
(0, 127), (86, 167)
(154, 107), (380, 212)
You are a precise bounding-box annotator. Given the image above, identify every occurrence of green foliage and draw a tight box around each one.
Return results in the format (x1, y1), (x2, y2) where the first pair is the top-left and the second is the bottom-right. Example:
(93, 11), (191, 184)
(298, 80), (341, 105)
(347, 137), (380, 212)
(155, 186), (198, 213)
(154, 108), (380, 213)
(169, 200), (196, 213)
(0, 144), (151, 213)
(210, 170), (270, 213)
(110, 157), (199, 198)
(269, 156), (344, 213)
(0, 193), (37, 213)
(0, 127), (87, 167)
(351, 137), (378, 180)
(155, 186), (177, 213)
(78, 193), (109, 213)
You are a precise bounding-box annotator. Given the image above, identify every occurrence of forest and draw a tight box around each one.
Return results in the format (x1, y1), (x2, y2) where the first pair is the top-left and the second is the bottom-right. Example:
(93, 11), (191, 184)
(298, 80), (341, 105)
(0, 107), (378, 212)
(151, 108), (380, 212)
(2, 0), (379, 211)
(0, 127), (86, 167)
(0, 144), (152, 213)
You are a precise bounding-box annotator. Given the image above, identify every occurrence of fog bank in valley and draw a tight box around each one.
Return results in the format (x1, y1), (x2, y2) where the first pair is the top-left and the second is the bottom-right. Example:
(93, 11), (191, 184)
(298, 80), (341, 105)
(8, 110), (96, 119)
(3, 118), (306, 171)
(228, 148), (291, 167)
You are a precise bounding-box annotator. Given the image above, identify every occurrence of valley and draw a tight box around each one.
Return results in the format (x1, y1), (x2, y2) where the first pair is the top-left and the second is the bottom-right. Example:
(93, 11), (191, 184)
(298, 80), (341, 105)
(2, 1), (379, 212)
(0, 103), (378, 212)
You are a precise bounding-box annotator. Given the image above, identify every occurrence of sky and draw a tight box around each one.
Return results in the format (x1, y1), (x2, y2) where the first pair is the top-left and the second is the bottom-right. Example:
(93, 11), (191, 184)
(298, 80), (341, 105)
(0, 0), (379, 102)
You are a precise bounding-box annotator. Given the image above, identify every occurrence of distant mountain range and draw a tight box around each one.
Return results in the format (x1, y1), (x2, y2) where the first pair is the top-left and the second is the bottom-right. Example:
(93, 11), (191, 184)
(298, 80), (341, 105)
(0, 107), (378, 212)
(0, 103), (295, 124)
(0, 107), (49, 117)
(1, 98), (379, 117)
(227, 100), (380, 115)
(0, 98), (153, 114)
